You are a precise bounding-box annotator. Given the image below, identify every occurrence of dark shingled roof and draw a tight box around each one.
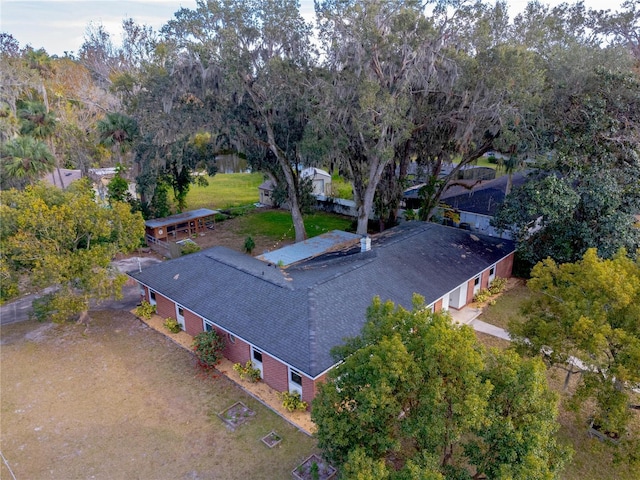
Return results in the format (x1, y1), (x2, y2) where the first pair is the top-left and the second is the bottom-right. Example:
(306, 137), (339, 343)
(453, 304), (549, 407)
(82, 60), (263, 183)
(440, 171), (531, 216)
(129, 222), (514, 378)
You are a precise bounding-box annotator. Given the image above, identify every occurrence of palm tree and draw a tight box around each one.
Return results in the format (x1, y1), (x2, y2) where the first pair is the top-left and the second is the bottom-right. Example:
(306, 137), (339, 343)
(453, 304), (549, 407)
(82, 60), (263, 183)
(16, 99), (64, 187)
(97, 112), (139, 168)
(1, 136), (55, 187)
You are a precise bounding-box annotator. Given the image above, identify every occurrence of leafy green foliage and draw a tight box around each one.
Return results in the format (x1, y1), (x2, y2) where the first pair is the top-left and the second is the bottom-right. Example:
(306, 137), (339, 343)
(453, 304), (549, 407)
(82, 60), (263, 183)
(243, 236), (255, 254)
(279, 391), (308, 412)
(510, 248), (640, 443)
(233, 361), (261, 382)
(180, 241), (201, 256)
(0, 181), (145, 320)
(312, 295), (569, 478)
(134, 301), (156, 320)
(163, 317), (181, 333)
(192, 330), (226, 369)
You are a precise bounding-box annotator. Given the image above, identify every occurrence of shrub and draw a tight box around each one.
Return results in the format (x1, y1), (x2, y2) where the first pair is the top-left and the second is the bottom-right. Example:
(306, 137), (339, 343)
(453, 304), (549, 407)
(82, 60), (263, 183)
(135, 300), (156, 319)
(243, 235), (255, 254)
(279, 391), (308, 412)
(473, 288), (492, 303)
(233, 361), (261, 382)
(404, 209), (418, 221)
(192, 330), (226, 368)
(181, 241), (201, 255)
(163, 317), (181, 333)
(488, 277), (507, 295)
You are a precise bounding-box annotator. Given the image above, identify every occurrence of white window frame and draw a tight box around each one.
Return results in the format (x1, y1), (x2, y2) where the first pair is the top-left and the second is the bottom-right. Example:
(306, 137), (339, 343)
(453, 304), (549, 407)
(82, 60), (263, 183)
(473, 276), (481, 296)
(488, 264), (496, 284)
(288, 368), (303, 396)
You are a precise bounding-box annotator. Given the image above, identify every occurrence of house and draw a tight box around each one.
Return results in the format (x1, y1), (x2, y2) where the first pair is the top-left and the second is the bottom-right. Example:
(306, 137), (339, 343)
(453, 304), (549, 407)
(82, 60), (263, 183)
(258, 180), (276, 206)
(258, 168), (332, 207)
(300, 167), (332, 196)
(438, 172), (530, 238)
(128, 222), (515, 405)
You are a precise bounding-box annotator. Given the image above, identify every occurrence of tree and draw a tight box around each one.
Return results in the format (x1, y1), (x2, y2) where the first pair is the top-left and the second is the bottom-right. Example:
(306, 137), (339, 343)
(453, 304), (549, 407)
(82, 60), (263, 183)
(509, 248), (640, 441)
(97, 112), (140, 169)
(0, 135), (55, 188)
(492, 45), (640, 267)
(314, 0), (445, 235)
(312, 295), (569, 478)
(160, 0), (314, 242)
(0, 181), (145, 318)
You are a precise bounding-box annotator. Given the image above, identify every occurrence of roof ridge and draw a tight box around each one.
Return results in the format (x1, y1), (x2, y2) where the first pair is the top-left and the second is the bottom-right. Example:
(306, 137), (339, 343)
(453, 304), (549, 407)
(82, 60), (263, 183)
(205, 249), (293, 290)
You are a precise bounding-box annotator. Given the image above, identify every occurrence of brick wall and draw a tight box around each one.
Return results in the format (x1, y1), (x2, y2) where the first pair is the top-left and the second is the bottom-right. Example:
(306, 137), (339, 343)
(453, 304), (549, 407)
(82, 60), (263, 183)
(496, 252), (514, 278)
(155, 294), (175, 319)
(263, 354), (288, 393)
(183, 310), (203, 337)
(434, 298), (443, 312)
(222, 333), (250, 365)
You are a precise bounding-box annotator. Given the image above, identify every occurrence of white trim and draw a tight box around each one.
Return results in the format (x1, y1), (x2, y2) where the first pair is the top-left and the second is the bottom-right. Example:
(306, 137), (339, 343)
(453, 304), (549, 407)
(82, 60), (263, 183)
(288, 367), (303, 396)
(148, 289), (157, 306)
(131, 250), (514, 382)
(439, 250), (514, 309)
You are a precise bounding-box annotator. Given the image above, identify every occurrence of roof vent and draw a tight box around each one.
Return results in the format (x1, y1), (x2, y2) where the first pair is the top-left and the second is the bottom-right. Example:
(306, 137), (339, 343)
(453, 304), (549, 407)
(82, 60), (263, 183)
(360, 236), (371, 252)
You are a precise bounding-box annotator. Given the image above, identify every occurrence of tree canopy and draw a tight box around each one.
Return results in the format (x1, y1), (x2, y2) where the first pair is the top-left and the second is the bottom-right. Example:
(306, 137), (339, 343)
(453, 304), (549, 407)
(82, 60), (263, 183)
(509, 248), (640, 447)
(312, 296), (570, 479)
(0, 181), (145, 318)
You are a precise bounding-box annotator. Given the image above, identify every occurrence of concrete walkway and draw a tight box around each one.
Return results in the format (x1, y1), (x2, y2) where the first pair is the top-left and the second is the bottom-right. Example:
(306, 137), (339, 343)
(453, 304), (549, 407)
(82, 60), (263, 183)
(448, 304), (512, 341)
(470, 319), (511, 341)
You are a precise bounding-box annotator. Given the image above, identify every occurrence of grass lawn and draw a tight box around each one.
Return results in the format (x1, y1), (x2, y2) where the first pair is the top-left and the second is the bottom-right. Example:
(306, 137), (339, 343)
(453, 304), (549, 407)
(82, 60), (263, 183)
(187, 173), (263, 209)
(234, 210), (354, 240)
(476, 280), (531, 330)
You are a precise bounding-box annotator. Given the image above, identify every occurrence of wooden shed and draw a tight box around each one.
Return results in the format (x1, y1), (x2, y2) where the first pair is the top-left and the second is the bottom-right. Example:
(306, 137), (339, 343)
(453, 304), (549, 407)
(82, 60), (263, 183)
(145, 208), (219, 247)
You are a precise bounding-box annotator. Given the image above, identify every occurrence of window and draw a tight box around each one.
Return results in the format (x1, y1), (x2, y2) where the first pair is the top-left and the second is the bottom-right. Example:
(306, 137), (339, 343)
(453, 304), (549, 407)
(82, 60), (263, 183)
(289, 368), (303, 395)
(473, 275), (481, 295)
(228, 333), (236, 344)
(253, 349), (263, 363)
(178, 307), (184, 317)
(205, 323), (213, 332)
(149, 290), (157, 306)
(489, 265), (496, 283)
(290, 369), (302, 386)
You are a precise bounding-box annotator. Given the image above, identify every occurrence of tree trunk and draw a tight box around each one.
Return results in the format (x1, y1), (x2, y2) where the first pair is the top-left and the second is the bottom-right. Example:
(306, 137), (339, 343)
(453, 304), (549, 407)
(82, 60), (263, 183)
(263, 114), (307, 242)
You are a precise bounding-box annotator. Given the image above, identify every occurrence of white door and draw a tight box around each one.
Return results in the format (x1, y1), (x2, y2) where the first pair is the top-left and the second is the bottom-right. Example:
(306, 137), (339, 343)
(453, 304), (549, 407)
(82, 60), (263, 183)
(488, 265), (496, 284)
(441, 292), (450, 311)
(251, 347), (264, 379)
(175, 305), (185, 330)
(473, 276), (481, 296)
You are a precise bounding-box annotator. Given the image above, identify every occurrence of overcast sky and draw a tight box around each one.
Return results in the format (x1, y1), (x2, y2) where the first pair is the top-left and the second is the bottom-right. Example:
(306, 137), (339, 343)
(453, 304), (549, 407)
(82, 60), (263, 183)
(0, 0), (627, 57)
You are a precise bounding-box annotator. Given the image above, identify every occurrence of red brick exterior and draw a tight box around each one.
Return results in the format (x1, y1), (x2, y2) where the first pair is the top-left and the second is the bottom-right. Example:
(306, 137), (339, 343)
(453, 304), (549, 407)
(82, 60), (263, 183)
(303, 373), (327, 405)
(263, 354), (288, 392)
(183, 309), (202, 337)
(135, 251), (515, 404)
(434, 299), (443, 312)
(496, 252), (514, 279)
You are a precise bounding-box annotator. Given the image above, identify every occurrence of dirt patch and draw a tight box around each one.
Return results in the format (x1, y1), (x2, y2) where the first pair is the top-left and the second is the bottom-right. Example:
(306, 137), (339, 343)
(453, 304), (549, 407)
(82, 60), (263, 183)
(177, 211), (294, 256)
(0, 312), (317, 480)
